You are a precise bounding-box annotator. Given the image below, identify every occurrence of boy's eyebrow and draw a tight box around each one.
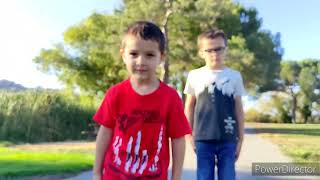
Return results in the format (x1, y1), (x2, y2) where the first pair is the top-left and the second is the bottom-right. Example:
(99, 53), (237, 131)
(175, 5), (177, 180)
(144, 50), (156, 53)
(128, 49), (138, 52)
(128, 49), (156, 52)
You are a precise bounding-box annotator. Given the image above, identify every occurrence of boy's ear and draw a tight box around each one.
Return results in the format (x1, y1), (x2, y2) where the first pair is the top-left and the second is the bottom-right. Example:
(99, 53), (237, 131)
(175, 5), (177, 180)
(198, 50), (204, 59)
(160, 53), (166, 61)
(120, 48), (125, 61)
(224, 46), (228, 53)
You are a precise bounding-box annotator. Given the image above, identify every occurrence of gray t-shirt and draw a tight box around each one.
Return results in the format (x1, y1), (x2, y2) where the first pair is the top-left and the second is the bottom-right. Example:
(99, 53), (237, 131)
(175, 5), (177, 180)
(184, 66), (246, 141)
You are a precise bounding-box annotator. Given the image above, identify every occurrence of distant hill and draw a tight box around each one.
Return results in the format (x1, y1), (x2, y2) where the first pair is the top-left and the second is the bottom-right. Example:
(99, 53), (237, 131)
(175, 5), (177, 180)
(0, 79), (27, 91)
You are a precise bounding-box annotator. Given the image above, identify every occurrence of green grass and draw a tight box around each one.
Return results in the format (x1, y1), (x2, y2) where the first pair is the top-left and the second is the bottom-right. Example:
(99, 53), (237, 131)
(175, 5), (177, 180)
(247, 123), (320, 162)
(0, 142), (94, 178)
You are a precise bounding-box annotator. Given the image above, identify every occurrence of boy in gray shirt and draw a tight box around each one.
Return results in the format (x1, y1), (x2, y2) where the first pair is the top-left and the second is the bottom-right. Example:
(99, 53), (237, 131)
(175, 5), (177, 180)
(184, 28), (246, 180)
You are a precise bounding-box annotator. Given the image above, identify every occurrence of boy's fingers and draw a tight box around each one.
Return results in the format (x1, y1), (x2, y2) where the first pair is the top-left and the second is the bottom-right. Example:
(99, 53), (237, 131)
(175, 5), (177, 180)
(192, 144), (196, 153)
(235, 142), (242, 162)
(189, 138), (196, 153)
(235, 151), (240, 162)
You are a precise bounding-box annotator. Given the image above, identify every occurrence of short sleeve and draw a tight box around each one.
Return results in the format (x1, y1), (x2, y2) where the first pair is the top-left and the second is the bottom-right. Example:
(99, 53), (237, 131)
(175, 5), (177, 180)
(93, 88), (116, 128)
(234, 72), (246, 97)
(183, 71), (195, 95)
(167, 92), (192, 138)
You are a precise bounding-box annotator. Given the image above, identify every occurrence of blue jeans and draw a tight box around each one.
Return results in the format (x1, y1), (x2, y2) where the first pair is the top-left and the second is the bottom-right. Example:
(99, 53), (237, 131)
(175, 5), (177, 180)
(195, 140), (237, 180)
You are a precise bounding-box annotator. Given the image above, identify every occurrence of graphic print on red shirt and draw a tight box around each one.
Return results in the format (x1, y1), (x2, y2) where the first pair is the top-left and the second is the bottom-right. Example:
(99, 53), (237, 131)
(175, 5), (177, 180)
(93, 79), (192, 180)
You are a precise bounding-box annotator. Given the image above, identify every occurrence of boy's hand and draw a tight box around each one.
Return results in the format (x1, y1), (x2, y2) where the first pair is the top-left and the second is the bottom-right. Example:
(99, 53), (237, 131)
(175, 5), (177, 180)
(171, 176), (181, 180)
(171, 137), (186, 180)
(92, 173), (101, 180)
(235, 140), (243, 162)
(186, 134), (196, 152)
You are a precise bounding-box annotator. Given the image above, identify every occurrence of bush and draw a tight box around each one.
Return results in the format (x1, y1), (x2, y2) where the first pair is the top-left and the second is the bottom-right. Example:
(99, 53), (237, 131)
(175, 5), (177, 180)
(245, 91), (294, 123)
(0, 90), (96, 143)
(245, 108), (275, 123)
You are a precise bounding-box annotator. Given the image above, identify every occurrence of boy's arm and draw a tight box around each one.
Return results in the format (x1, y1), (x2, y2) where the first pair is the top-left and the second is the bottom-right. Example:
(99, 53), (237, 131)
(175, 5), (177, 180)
(235, 96), (245, 161)
(93, 126), (113, 179)
(184, 94), (196, 151)
(171, 137), (186, 180)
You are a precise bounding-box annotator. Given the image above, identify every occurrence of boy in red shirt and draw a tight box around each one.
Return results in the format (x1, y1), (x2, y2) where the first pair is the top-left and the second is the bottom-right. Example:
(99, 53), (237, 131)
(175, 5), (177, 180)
(92, 21), (192, 180)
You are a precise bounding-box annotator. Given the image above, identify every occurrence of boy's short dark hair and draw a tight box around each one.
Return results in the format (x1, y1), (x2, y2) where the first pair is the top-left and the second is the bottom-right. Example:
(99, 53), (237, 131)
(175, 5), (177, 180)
(122, 21), (166, 54)
(198, 28), (228, 48)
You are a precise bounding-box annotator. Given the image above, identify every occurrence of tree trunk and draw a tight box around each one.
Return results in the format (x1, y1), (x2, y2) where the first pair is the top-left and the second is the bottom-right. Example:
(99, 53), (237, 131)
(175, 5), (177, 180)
(160, 0), (172, 83)
(304, 116), (308, 124)
(302, 104), (311, 124)
(289, 88), (297, 124)
(291, 95), (297, 123)
(181, 75), (186, 104)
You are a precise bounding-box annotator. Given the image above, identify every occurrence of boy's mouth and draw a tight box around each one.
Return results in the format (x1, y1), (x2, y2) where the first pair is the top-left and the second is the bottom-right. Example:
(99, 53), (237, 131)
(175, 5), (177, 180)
(134, 69), (147, 73)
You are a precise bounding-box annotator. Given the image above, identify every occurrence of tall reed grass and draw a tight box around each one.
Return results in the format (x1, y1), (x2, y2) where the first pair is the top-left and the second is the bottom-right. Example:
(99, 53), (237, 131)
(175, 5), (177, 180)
(0, 90), (96, 142)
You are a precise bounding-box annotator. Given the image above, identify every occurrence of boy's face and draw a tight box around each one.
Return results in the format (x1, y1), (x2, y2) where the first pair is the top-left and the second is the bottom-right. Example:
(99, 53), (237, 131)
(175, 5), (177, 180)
(199, 36), (227, 69)
(121, 35), (164, 82)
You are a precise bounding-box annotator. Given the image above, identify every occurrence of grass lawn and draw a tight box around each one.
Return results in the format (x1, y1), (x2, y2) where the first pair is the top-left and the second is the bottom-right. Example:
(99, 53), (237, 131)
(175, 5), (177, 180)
(0, 141), (95, 178)
(247, 123), (320, 162)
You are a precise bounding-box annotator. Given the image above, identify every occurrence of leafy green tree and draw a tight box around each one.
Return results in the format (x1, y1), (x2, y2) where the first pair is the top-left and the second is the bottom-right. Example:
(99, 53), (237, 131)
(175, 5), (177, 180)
(34, 0), (283, 97)
(298, 59), (320, 123)
(237, 8), (283, 91)
(280, 61), (301, 123)
(34, 14), (126, 96)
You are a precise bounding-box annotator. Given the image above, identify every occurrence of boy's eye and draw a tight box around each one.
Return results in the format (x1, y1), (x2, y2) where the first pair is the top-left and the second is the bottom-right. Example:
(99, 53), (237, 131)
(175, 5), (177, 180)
(204, 47), (226, 54)
(129, 52), (138, 56)
(146, 53), (155, 57)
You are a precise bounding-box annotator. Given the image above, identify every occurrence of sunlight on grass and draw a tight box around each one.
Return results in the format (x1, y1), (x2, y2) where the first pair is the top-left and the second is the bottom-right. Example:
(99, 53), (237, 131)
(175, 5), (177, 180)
(247, 123), (320, 162)
(0, 145), (94, 177)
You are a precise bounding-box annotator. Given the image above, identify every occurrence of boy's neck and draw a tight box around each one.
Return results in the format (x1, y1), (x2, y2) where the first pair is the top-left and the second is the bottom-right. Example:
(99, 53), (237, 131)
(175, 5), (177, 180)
(130, 77), (160, 96)
(206, 64), (226, 71)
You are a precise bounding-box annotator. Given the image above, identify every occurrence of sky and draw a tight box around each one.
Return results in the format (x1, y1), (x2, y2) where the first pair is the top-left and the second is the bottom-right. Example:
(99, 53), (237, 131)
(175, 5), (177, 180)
(0, 0), (319, 89)
(0, 0), (121, 89)
(238, 0), (320, 61)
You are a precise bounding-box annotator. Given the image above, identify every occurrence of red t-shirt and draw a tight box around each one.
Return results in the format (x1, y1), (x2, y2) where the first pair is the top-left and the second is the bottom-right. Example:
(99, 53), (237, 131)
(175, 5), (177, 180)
(93, 79), (192, 180)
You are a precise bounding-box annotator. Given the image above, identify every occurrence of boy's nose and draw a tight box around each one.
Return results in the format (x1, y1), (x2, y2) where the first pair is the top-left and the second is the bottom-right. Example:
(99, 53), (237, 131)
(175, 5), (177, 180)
(136, 55), (146, 65)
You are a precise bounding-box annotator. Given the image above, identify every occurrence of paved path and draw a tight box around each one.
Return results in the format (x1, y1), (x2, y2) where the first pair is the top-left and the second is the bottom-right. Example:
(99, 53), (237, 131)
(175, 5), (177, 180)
(65, 128), (317, 180)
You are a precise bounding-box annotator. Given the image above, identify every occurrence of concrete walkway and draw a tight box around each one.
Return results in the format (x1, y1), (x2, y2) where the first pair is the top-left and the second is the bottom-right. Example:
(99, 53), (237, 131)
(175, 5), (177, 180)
(65, 128), (317, 180)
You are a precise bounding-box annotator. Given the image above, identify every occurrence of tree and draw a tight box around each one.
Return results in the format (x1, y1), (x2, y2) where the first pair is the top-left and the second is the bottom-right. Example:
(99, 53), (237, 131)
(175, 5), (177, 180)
(298, 59), (320, 123)
(34, 14), (126, 96)
(33, 0), (284, 97)
(244, 31), (283, 91)
(278, 59), (320, 123)
(237, 8), (283, 91)
(279, 61), (301, 123)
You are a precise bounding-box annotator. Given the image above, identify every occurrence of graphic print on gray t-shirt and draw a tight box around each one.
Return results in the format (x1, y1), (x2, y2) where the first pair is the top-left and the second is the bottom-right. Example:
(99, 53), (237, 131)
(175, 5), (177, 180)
(184, 67), (246, 141)
(194, 80), (238, 141)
